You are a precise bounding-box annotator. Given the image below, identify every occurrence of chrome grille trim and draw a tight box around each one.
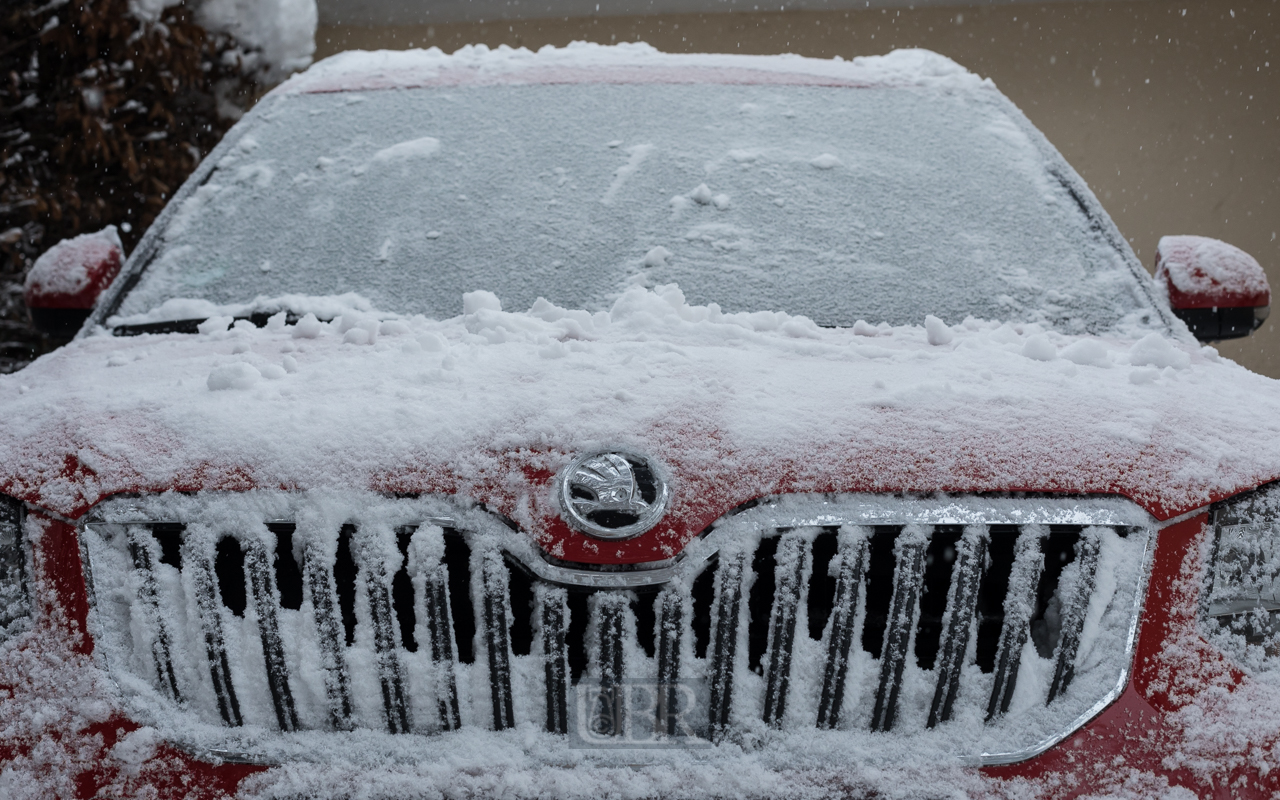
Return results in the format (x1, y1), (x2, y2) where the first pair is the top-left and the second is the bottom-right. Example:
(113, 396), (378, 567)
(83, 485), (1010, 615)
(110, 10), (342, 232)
(81, 492), (1154, 769)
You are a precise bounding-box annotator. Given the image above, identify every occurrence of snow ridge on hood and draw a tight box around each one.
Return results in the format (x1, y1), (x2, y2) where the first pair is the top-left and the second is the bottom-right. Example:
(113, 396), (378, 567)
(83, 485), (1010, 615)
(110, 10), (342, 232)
(3, 284), (1279, 530)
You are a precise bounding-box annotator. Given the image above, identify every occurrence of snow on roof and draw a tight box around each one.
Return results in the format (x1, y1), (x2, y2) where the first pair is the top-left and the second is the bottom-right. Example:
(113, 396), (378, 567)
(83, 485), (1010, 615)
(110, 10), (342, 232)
(276, 41), (991, 95)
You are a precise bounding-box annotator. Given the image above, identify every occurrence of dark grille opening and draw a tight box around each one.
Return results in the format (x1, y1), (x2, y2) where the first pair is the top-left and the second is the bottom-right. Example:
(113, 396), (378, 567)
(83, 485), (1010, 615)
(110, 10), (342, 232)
(566, 589), (590, 683)
(629, 459), (658, 505)
(392, 528), (417, 652)
(215, 537), (247, 617)
(691, 558), (717, 660)
(152, 524), (183, 571)
(633, 590), (658, 659)
(586, 510), (640, 529)
(334, 526), (358, 647)
(974, 526), (1018, 673)
(442, 531), (475, 664)
(1032, 527), (1081, 658)
(860, 527), (900, 660)
(915, 526), (963, 670)
(507, 559), (535, 657)
(807, 530), (839, 641)
(747, 535), (780, 675)
(270, 524), (303, 611)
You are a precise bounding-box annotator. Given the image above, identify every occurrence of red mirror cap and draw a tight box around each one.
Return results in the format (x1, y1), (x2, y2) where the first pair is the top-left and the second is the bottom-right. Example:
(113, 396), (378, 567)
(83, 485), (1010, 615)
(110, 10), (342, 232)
(1155, 235), (1270, 310)
(23, 226), (124, 310)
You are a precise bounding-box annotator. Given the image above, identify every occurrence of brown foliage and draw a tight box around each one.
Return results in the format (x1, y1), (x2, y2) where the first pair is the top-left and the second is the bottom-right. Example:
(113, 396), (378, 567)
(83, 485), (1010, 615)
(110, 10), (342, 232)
(0, 0), (262, 369)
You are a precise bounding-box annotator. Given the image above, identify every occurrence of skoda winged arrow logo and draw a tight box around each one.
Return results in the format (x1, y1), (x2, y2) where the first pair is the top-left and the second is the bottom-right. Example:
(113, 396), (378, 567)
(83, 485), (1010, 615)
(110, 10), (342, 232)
(559, 451), (670, 540)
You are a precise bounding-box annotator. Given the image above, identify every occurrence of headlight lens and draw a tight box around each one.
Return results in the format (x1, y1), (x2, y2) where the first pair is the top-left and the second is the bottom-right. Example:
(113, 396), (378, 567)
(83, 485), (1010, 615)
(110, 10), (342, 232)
(0, 495), (29, 644)
(1206, 483), (1280, 671)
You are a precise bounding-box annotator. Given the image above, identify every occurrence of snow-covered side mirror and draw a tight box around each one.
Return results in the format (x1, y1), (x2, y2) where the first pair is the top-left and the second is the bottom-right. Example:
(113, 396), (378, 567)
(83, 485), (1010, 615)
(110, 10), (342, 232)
(1156, 235), (1270, 342)
(24, 226), (125, 338)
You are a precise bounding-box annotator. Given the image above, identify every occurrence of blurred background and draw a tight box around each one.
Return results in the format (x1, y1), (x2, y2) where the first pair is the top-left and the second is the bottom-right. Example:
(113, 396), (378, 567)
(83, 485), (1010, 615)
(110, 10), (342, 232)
(2, 0), (1276, 375)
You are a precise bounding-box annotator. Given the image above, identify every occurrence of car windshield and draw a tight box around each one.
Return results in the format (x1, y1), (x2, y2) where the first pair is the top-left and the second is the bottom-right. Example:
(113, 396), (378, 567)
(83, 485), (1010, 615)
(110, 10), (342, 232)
(110, 81), (1161, 333)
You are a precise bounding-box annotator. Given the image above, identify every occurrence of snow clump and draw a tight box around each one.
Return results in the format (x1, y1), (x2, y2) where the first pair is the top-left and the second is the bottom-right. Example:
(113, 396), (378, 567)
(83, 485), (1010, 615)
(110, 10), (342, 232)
(207, 362), (261, 390)
(1128, 332), (1192, 370)
(924, 314), (953, 345)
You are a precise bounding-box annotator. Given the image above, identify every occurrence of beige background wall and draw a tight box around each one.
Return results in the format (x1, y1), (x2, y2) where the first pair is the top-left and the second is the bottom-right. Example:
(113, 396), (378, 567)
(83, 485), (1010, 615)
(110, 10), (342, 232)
(317, 0), (1280, 375)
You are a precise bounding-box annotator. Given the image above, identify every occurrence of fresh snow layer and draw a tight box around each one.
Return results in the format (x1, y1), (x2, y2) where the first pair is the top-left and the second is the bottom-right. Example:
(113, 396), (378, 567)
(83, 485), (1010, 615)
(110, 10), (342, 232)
(3, 284), (1279, 526)
(278, 41), (988, 95)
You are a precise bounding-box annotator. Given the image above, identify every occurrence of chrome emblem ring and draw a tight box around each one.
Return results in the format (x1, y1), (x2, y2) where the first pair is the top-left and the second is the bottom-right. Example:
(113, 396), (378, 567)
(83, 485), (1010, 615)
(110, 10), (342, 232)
(558, 451), (670, 540)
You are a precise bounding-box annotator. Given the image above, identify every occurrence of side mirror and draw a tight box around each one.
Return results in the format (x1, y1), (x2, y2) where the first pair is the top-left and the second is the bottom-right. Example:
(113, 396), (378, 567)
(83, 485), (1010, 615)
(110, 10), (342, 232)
(1156, 235), (1270, 342)
(24, 226), (125, 338)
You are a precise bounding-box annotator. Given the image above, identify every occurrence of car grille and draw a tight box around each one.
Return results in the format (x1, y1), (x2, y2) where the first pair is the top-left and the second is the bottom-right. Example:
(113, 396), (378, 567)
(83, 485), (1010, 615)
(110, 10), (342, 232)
(81, 492), (1151, 766)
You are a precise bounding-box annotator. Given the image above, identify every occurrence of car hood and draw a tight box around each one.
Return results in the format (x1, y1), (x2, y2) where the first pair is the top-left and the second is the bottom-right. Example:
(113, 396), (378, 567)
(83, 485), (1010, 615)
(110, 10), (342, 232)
(3, 285), (1279, 564)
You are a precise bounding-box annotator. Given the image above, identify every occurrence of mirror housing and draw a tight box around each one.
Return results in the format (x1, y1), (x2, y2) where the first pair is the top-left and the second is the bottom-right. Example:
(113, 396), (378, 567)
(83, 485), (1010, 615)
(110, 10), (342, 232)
(1155, 235), (1270, 342)
(24, 226), (125, 338)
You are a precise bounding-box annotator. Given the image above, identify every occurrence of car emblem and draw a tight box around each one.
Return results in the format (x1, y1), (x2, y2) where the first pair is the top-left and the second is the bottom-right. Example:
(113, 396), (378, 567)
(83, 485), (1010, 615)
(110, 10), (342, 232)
(558, 451), (670, 540)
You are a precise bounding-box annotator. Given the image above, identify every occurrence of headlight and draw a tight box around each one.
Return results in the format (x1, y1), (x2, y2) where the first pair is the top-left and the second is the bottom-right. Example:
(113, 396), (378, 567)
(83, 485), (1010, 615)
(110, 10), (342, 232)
(1206, 482), (1280, 670)
(0, 495), (29, 644)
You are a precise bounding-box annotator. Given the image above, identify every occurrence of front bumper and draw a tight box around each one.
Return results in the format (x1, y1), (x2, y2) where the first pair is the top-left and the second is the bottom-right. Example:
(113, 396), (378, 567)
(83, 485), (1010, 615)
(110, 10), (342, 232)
(2, 512), (1277, 799)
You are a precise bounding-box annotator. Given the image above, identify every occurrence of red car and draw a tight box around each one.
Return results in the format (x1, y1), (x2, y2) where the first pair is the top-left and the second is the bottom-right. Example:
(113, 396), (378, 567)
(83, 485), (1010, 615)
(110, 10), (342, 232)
(4, 43), (1278, 799)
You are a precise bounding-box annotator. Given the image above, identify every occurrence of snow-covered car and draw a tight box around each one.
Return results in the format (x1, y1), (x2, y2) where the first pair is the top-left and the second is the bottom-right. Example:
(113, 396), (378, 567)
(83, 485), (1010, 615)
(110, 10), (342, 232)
(4, 43), (1279, 799)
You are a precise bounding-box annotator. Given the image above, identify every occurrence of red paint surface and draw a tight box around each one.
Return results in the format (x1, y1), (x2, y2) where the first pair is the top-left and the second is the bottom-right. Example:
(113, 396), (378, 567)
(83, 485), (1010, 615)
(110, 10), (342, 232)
(1156, 236), (1271, 310)
(23, 239), (122, 310)
(985, 516), (1280, 798)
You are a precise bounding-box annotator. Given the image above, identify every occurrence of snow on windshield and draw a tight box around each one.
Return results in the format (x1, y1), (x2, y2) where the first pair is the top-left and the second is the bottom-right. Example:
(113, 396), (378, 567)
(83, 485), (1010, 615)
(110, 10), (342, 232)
(112, 70), (1160, 334)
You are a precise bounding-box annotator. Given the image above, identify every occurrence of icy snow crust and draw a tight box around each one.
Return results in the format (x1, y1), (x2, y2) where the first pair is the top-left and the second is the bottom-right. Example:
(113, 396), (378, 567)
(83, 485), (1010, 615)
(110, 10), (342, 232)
(103, 43), (1165, 336)
(4, 284), (1280, 524)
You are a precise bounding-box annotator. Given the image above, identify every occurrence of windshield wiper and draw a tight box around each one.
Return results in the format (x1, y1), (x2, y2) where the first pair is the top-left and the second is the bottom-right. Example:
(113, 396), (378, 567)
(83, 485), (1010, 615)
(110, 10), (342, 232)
(113, 312), (305, 337)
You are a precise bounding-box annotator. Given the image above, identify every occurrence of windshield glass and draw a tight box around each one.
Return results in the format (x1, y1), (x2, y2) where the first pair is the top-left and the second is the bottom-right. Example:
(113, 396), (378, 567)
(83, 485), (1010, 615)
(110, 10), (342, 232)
(112, 82), (1159, 333)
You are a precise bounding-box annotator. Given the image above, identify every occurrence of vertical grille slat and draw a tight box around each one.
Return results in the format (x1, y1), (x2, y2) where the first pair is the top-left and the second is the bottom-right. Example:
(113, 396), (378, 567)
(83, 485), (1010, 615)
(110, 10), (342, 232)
(986, 526), (1045, 720)
(870, 526), (927, 732)
(245, 538), (299, 732)
(656, 589), (683, 737)
(817, 527), (868, 730)
(928, 526), (987, 728)
(303, 534), (354, 731)
(708, 549), (747, 739)
(592, 592), (628, 738)
(762, 532), (808, 727)
(362, 528), (411, 735)
(185, 531), (243, 728)
(1047, 528), (1103, 704)
(126, 526), (181, 703)
(480, 548), (515, 731)
(413, 526), (463, 733)
(539, 585), (570, 735)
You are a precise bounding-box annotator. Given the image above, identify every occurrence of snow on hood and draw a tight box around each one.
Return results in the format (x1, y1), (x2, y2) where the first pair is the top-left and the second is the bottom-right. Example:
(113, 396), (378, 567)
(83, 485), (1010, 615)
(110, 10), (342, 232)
(3, 285), (1279, 554)
(278, 40), (988, 95)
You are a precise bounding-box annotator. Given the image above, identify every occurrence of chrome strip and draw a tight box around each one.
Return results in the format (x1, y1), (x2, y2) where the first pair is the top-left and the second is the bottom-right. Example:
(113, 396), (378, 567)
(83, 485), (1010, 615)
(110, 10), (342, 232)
(86, 492), (1154, 591)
